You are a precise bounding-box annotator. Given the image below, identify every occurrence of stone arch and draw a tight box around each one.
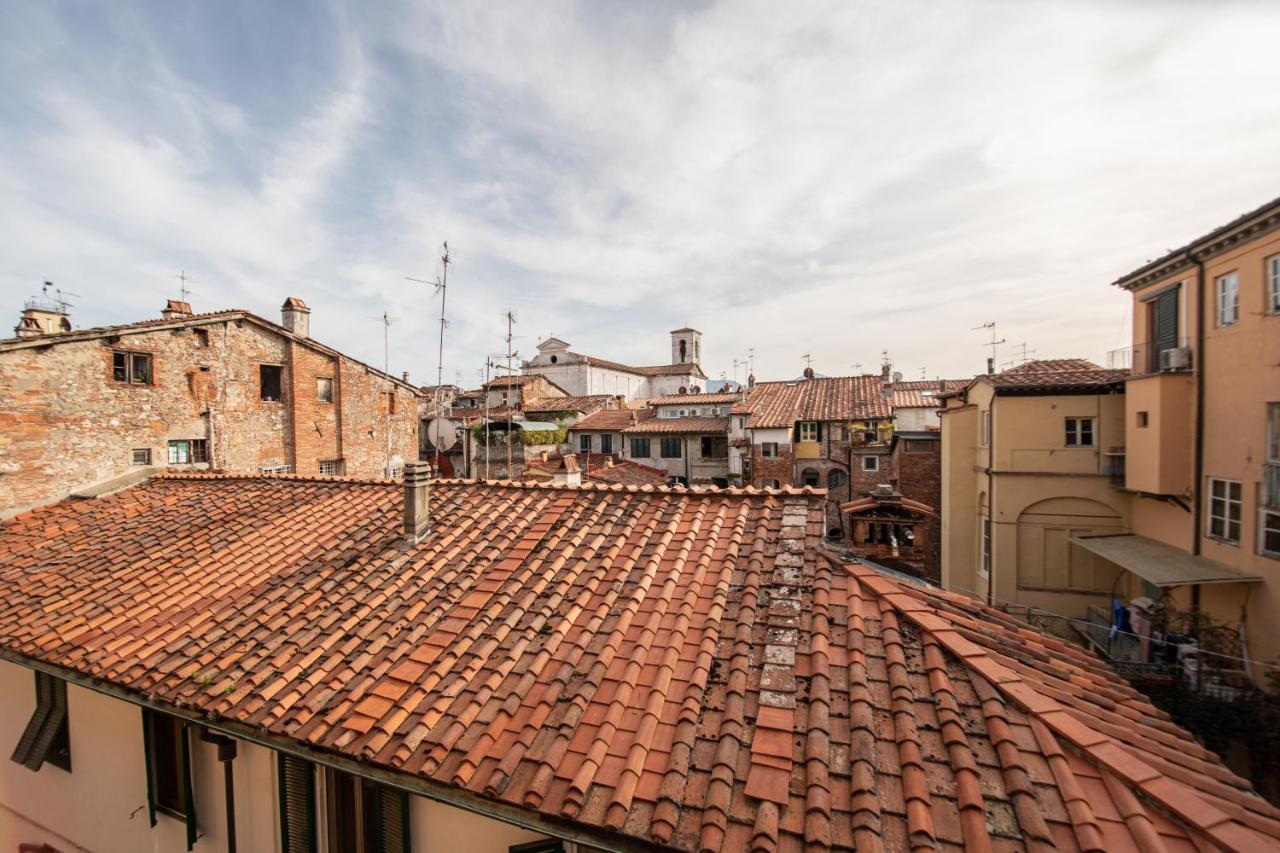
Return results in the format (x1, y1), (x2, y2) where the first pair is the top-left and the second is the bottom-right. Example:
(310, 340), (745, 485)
(1015, 496), (1124, 593)
(801, 467), (820, 487)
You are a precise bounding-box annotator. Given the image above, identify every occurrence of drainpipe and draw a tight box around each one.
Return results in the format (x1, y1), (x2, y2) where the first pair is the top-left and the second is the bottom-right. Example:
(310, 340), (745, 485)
(987, 395), (996, 606)
(1189, 250), (1206, 640)
(199, 730), (238, 853)
(1189, 250), (1206, 557)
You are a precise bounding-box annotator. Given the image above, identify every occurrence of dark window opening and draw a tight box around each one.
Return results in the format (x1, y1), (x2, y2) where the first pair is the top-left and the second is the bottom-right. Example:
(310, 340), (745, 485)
(113, 351), (153, 385)
(10, 671), (70, 772)
(801, 468), (820, 487)
(827, 469), (848, 488)
(1137, 411), (1149, 428)
(317, 377), (334, 403)
(579, 433), (592, 452)
(132, 448), (152, 466)
(660, 437), (683, 459)
(600, 433), (613, 454)
(760, 442), (778, 458)
(1065, 417), (1095, 447)
(260, 365), (283, 401)
(192, 328), (209, 348)
(144, 711), (190, 818)
(700, 435), (727, 459)
(325, 767), (409, 853)
(630, 437), (650, 458)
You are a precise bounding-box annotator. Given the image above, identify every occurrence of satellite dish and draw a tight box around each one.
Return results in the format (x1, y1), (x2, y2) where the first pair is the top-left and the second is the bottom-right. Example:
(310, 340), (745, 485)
(427, 418), (457, 450)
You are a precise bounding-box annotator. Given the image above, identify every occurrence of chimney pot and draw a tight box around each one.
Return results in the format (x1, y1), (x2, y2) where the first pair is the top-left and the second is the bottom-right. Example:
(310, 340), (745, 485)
(162, 299), (193, 321)
(403, 461), (431, 543)
(282, 297), (311, 338)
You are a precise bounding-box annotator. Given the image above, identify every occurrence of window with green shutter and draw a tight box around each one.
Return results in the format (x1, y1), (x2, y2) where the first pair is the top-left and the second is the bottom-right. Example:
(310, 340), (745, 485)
(10, 671), (71, 772)
(278, 754), (317, 853)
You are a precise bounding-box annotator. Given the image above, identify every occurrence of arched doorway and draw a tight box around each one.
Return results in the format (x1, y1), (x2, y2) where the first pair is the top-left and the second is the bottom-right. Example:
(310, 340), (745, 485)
(1015, 497), (1123, 593)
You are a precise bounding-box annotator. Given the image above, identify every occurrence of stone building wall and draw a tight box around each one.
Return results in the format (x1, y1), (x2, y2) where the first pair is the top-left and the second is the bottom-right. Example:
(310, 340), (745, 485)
(0, 314), (418, 513)
(892, 437), (943, 582)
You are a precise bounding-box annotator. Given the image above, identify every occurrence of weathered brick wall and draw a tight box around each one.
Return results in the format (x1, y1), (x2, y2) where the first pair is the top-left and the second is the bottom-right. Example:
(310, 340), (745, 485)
(893, 439), (942, 582)
(747, 444), (794, 489)
(335, 356), (417, 478)
(0, 317), (418, 512)
(288, 340), (340, 473)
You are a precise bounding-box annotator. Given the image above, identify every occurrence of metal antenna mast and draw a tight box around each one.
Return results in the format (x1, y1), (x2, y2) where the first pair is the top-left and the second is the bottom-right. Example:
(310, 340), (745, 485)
(747, 347), (756, 376)
(503, 310), (518, 477)
(972, 322), (1007, 374)
(173, 270), (195, 303)
(405, 240), (452, 406)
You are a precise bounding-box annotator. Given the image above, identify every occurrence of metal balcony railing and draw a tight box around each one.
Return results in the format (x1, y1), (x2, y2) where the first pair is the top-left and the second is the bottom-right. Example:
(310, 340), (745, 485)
(1105, 339), (1194, 376)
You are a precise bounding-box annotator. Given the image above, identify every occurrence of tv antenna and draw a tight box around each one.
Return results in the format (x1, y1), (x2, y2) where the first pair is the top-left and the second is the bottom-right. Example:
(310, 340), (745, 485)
(503, 310), (518, 476)
(801, 353), (812, 370)
(1009, 342), (1035, 366)
(405, 240), (452, 400)
(173, 270), (195, 303)
(972, 322), (1007, 373)
(747, 347), (756, 375)
(41, 281), (80, 314)
(368, 312), (397, 473)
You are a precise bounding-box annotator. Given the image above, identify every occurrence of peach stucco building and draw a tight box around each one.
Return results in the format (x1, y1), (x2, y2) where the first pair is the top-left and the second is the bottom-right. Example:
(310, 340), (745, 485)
(1108, 195), (1280, 676)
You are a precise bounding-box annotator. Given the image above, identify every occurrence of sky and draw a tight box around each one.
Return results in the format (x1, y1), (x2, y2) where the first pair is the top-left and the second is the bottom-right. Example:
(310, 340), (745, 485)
(3, 1), (1280, 387)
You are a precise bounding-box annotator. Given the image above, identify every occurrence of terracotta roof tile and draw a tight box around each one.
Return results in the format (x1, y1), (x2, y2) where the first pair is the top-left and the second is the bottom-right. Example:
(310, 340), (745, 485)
(1, 476), (1275, 851)
(621, 416), (730, 434)
(745, 376), (893, 429)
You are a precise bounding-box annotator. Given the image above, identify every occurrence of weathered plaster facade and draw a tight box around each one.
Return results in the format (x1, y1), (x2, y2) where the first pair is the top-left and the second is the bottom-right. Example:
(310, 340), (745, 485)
(0, 301), (418, 514)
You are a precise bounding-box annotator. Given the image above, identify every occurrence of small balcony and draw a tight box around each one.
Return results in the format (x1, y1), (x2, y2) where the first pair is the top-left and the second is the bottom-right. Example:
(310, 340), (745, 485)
(1106, 338), (1194, 377)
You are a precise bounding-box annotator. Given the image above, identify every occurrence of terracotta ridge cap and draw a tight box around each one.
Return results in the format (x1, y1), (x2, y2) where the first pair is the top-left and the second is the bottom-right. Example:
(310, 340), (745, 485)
(151, 470), (400, 486)
(853, 563), (1271, 849)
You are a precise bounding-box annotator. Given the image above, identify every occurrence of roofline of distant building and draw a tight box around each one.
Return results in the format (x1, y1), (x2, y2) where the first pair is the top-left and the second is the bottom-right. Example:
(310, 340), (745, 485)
(0, 308), (421, 393)
(1113, 193), (1280, 290)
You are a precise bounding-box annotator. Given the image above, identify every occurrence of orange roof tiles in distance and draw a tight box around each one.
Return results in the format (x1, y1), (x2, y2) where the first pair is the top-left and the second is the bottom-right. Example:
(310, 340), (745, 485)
(621, 416), (730, 434)
(521, 394), (616, 413)
(745, 375), (892, 429)
(647, 392), (742, 406)
(1, 474), (1277, 851)
(568, 408), (655, 432)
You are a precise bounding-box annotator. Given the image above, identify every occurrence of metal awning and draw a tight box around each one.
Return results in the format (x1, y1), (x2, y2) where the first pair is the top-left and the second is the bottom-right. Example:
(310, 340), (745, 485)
(1069, 534), (1263, 587)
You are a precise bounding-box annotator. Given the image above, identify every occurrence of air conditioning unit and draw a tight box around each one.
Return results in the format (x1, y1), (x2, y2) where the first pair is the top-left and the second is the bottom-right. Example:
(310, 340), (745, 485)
(1159, 346), (1192, 371)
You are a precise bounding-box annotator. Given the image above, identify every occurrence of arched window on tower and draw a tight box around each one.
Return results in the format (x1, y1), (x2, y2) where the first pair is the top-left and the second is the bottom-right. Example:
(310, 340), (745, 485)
(801, 468), (820, 487)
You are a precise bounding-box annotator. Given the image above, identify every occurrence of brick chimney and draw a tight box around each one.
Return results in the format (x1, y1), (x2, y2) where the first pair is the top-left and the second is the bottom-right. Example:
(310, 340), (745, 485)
(281, 297), (310, 338)
(403, 461), (431, 544)
(747, 373), (756, 390)
(162, 299), (193, 320)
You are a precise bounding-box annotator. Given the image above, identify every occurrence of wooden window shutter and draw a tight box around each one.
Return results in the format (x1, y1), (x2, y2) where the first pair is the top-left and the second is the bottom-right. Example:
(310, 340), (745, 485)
(181, 725), (197, 851)
(10, 672), (68, 771)
(277, 754), (317, 853)
(376, 786), (411, 853)
(1154, 288), (1178, 353)
(142, 710), (157, 828)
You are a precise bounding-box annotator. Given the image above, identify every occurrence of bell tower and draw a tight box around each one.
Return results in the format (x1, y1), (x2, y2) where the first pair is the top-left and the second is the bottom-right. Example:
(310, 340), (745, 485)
(670, 327), (702, 366)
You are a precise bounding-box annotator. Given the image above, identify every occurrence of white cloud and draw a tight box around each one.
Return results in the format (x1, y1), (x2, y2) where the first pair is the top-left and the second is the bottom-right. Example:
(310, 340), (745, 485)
(2, 0), (1279, 383)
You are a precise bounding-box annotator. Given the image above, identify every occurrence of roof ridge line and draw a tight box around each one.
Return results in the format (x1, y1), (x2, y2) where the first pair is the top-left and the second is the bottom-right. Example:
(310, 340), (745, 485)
(844, 561), (1270, 851)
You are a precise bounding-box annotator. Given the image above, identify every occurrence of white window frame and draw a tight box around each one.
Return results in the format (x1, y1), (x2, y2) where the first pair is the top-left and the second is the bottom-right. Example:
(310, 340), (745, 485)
(1261, 509), (1280, 559)
(1065, 417), (1096, 447)
(981, 410), (991, 447)
(1206, 477), (1242, 544)
(760, 442), (779, 458)
(1217, 271), (1239, 326)
(318, 459), (342, 476)
(798, 421), (819, 443)
(1269, 256), (1280, 313)
(861, 455), (879, 472)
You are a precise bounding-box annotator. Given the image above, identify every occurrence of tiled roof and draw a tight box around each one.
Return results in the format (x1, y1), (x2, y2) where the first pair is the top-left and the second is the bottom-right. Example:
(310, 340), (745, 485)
(483, 375), (543, 388)
(891, 379), (971, 408)
(0, 308), (420, 392)
(986, 360), (1128, 391)
(745, 376), (893, 429)
(568, 408), (656, 432)
(521, 395), (616, 413)
(621, 416), (730, 434)
(649, 392), (742, 406)
(568, 353), (708, 380)
(585, 460), (670, 487)
(2, 475), (1277, 851)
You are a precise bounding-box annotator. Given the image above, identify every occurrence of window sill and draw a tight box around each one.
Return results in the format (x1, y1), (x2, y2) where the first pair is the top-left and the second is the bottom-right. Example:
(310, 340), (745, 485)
(155, 804), (189, 822)
(1204, 535), (1241, 548)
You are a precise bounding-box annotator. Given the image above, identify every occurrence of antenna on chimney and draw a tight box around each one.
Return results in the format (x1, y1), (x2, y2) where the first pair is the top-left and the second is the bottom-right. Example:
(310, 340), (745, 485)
(367, 312), (398, 474)
(801, 353), (812, 370)
(972, 322), (1006, 374)
(173, 270), (195, 304)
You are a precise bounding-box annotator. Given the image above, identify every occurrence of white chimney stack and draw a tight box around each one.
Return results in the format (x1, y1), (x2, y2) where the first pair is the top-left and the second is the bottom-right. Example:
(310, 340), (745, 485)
(281, 297), (310, 338)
